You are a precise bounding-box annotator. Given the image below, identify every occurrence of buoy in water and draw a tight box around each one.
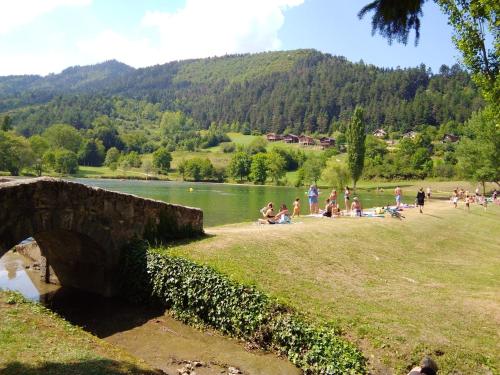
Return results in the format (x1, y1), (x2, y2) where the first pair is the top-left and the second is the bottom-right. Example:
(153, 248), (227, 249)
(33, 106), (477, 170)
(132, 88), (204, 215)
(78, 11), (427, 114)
(189, 187), (193, 192)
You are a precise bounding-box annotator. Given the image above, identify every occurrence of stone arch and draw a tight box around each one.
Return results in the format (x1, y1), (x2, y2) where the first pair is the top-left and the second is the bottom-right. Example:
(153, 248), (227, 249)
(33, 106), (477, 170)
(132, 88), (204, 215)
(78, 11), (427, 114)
(0, 178), (203, 296)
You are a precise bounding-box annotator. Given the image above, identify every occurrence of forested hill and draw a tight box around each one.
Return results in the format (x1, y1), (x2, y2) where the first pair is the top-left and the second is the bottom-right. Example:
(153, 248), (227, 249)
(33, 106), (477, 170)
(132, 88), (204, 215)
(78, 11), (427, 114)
(1, 49), (483, 135)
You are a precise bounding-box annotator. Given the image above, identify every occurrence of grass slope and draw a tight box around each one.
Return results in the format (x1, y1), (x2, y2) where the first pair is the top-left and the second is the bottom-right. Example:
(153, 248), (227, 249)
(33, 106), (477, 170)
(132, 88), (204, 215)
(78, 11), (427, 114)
(168, 199), (500, 374)
(0, 292), (160, 375)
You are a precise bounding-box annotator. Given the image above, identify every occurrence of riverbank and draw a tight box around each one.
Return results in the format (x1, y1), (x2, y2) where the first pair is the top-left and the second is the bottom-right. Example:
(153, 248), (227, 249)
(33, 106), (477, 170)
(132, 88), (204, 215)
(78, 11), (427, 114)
(0, 291), (160, 375)
(167, 199), (500, 374)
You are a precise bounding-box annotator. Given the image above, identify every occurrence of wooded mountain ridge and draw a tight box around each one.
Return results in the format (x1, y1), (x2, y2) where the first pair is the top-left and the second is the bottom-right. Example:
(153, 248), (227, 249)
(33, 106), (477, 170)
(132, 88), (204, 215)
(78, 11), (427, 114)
(0, 49), (482, 135)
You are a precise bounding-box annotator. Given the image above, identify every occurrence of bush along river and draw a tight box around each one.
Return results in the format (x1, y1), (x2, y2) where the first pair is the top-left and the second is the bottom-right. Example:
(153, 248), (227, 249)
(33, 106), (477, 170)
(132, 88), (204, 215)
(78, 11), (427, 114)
(77, 178), (397, 227)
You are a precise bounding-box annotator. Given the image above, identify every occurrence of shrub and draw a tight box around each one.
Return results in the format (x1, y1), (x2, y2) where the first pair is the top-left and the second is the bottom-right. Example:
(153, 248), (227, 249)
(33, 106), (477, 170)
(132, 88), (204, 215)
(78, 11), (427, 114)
(121, 244), (367, 374)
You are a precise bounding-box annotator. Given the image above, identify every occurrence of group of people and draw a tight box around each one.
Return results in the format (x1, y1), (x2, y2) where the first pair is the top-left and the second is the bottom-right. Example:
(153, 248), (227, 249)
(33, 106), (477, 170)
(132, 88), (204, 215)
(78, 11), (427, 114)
(258, 184), (497, 224)
(307, 184), (363, 216)
(258, 202), (292, 224)
(451, 186), (495, 211)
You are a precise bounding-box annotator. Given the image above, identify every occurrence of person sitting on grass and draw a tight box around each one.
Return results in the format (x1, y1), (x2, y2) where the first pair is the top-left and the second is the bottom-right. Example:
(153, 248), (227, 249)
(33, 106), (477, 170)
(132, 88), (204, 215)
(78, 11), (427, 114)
(274, 203), (291, 224)
(322, 198), (333, 217)
(407, 356), (438, 375)
(331, 202), (341, 217)
(351, 197), (362, 217)
(258, 202), (275, 224)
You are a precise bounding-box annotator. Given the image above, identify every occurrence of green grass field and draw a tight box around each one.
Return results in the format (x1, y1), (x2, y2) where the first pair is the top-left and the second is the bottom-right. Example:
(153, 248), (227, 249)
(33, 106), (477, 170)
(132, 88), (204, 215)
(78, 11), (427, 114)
(0, 292), (159, 375)
(168, 197), (500, 374)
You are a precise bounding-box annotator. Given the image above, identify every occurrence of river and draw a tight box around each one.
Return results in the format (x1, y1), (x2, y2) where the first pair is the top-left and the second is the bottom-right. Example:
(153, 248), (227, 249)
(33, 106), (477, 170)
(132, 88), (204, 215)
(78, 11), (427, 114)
(75, 178), (397, 227)
(0, 250), (301, 375)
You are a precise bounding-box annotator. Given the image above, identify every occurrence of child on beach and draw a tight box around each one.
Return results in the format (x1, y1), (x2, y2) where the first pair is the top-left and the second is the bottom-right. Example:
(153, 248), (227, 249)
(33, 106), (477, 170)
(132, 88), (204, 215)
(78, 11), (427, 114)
(292, 198), (301, 217)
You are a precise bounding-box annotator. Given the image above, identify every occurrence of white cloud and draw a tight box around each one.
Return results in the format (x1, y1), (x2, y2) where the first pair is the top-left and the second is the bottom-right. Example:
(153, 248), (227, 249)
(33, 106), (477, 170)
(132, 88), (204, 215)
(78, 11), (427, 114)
(0, 0), (92, 35)
(78, 0), (304, 68)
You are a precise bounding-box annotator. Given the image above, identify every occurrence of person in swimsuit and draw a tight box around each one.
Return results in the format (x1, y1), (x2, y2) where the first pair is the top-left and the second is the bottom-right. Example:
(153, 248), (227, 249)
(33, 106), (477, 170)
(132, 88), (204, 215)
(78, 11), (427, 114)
(329, 189), (337, 206)
(292, 198), (301, 217)
(452, 191), (459, 208)
(344, 186), (351, 212)
(351, 197), (362, 217)
(394, 186), (402, 209)
(426, 187), (431, 199)
(416, 187), (425, 213)
(258, 202), (275, 224)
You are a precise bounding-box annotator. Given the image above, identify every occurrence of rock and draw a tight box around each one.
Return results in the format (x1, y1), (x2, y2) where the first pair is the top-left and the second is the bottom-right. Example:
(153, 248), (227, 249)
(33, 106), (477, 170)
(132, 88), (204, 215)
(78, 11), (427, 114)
(228, 367), (242, 374)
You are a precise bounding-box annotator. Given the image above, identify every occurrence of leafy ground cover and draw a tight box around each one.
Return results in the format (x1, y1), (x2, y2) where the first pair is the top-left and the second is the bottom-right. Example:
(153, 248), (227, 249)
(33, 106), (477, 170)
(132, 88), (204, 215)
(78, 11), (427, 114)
(0, 291), (160, 375)
(167, 197), (500, 374)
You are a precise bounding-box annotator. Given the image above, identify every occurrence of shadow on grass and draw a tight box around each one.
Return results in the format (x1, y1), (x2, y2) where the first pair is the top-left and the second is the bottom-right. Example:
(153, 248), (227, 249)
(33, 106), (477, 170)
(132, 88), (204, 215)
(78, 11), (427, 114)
(0, 359), (163, 375)
(43, 288), (166, 339)
(165, 232), (216, 248)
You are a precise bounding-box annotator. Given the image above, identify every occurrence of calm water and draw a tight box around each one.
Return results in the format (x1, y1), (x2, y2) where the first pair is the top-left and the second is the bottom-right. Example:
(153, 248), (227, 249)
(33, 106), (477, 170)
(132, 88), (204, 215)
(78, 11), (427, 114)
(75, 179), (398, 227)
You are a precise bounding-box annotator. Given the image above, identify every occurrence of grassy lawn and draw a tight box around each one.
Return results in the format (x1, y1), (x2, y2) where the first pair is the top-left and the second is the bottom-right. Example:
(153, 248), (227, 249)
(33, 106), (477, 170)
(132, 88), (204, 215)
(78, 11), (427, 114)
(0, 292), (159, 375)
(168, 198), (500, 374)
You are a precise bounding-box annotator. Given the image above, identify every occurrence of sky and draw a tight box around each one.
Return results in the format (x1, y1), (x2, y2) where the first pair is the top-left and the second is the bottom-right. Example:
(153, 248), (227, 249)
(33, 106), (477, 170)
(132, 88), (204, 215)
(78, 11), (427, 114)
(0, 0), (462, 76)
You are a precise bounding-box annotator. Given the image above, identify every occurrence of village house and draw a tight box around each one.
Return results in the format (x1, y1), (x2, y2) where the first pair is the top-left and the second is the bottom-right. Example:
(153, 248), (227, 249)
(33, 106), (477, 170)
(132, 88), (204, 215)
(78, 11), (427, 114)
(299, 135), (315, 146)
(319, 137), (335, 149)
(373, 128), (387, 138)
(442, 133), (460, 143)
(266, 133), (282, 142)
(403, 131), (418, 139)
(283, 134), (299, 143)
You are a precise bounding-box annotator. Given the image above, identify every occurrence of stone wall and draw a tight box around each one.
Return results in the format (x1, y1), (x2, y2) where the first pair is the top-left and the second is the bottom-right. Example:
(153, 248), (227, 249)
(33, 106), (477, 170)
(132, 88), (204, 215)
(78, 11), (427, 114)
(0, 177), (204, 296)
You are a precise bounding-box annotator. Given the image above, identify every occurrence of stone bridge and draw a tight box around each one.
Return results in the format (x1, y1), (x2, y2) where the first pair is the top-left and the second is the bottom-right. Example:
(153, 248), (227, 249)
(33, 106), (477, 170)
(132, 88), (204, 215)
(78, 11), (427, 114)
(0, 177), (203, 296)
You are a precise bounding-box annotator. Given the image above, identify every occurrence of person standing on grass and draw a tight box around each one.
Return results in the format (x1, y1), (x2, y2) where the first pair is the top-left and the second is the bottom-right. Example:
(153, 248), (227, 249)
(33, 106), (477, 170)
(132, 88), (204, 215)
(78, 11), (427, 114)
(292, 198), (301, 217)
(395, 186), (402, 209)
(308, 184), (319, 214)
(416, 188), (425, 213)
(344, 186), (351, 212)
(452, 190), (459, 208)
(329, 189), (337, 207)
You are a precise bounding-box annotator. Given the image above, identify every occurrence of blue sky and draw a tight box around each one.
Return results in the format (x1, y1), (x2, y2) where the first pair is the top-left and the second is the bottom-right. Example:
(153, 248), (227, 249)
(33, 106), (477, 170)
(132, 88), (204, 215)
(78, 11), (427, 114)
(0, 0), (461, 76)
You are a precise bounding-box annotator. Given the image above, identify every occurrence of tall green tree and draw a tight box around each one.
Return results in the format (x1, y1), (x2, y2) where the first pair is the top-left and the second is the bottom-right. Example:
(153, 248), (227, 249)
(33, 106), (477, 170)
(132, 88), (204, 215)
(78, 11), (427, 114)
(43, 124), (82, 153)
(1, 115), (12, 131)
(228, 152), (252, 181)
(267, 151), (286, 184)
(456, 107), (499, 192)
(54, 149), (78, 175)
(321, 159), (351, 191)
(250, 153), (269, 184)
(104, 147), (120, 170)
(78, 139), (105, 166)
(359, 0), (498, 108)
(437, 0), (499, 106)
(346, 106), (366, 188)
(152, 147), (172, 173)
(299, 155), (324, 185)
(0, 131), (34, 175)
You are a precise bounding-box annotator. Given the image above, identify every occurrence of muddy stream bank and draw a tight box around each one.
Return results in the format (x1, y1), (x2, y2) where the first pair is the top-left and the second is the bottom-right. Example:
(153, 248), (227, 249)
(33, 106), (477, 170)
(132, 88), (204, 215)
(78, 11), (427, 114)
(0, 250), (301, 375)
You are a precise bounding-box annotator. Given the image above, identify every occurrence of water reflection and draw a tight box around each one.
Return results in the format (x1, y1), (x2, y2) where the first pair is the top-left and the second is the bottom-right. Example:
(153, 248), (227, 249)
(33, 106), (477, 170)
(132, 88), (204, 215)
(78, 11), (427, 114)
(0, 250), (59, 301)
